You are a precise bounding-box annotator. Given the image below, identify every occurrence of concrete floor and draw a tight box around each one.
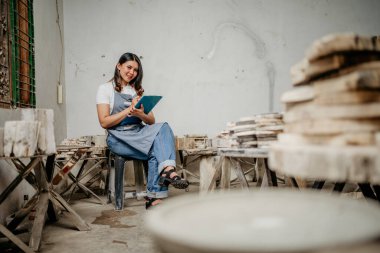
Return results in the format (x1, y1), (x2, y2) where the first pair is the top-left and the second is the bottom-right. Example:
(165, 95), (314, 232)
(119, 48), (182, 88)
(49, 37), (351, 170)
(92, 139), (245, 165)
(36, 182), (379, 253)
(39, 184), (199, 253)
(0, 183), (199, 253)
(1, 180), (379, 253)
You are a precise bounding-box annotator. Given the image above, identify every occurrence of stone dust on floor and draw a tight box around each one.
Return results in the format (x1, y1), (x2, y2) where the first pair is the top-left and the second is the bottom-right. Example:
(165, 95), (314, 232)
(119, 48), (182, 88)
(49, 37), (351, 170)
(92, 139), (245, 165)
(0, 183), (199, 253)
(38, 184), (199, 253)
(1, 179), (366, 253)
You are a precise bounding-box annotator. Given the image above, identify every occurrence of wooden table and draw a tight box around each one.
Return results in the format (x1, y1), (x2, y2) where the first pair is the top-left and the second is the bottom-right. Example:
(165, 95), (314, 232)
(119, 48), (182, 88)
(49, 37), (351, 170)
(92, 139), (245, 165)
(219, 147), (278, 188)
(54, 146), (108, 205)
(0, 154), (90, 252)
(199, 147), (278, 193)
(177, 148), (217, 182)
(269, 144), (380, 201)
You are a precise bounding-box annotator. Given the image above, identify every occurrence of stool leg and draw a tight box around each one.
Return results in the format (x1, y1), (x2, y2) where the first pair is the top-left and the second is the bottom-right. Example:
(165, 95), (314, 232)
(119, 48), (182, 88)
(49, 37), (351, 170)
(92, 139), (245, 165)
(114, 156), (125, 211)
(133, 161), (145, 200)
(107, 155), (115, 204)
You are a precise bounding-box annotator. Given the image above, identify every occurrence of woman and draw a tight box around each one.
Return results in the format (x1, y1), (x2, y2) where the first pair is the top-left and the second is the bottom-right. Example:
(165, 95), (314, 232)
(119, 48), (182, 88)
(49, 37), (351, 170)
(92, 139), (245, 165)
(96, 52), (188, 209)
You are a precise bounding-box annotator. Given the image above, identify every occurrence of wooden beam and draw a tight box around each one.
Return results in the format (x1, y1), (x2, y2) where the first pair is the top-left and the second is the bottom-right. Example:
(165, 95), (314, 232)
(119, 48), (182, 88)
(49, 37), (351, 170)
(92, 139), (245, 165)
(0, 224), (34, 253)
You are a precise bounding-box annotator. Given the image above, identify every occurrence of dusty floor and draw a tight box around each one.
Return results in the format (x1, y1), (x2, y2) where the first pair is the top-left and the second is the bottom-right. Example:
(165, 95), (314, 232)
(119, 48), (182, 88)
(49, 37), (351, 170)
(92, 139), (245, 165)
(42, 184), (201, 253)
(1, 180), (378, 253)
(1, 183), (199, 253)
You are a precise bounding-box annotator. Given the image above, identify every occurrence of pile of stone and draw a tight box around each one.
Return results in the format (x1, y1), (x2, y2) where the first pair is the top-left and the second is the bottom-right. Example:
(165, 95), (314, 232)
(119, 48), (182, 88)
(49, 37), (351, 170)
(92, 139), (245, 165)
(0, 109), (56, 157)
(57, 135), (107, 160)
(280, 33), (380, 146)
(232, 113), (284, 148)
(214, 113), (284, 148)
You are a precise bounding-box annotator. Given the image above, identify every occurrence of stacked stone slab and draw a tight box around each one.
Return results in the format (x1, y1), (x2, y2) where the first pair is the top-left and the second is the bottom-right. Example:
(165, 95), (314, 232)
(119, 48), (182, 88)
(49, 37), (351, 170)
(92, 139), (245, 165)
(2, 108), (56, 157)
(280, 34), (380, 146)
(232, 113), (284, 148)
(214, 113), (284, 148)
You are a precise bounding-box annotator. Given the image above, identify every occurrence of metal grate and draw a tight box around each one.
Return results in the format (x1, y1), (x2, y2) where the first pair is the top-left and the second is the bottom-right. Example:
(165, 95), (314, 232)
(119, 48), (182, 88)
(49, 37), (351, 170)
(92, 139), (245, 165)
(0, 0), (11, 107)
(0, 0), (35, 108)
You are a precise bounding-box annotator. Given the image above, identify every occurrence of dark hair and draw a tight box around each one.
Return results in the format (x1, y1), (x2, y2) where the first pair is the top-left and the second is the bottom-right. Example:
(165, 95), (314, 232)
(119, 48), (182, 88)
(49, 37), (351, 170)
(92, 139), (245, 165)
(112, 52), (143, 94)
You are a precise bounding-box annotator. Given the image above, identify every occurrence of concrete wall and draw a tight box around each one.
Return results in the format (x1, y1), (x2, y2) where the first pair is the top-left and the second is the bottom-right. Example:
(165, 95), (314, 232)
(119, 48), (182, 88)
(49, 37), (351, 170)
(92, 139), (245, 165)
(0, 0), (65, 224)
(63, 0), (380, 138)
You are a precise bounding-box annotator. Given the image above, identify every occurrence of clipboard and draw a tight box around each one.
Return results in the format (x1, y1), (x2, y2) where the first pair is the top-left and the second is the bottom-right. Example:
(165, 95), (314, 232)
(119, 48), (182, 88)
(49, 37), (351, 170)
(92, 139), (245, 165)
(135, 95), (162, 114)
(120, 95), (162, 125)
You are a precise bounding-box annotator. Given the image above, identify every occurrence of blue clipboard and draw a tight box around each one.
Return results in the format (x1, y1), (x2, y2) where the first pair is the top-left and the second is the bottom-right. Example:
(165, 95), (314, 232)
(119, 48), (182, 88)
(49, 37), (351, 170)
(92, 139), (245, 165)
(120, 95), (162, 125)
(135, 95), (162, 114)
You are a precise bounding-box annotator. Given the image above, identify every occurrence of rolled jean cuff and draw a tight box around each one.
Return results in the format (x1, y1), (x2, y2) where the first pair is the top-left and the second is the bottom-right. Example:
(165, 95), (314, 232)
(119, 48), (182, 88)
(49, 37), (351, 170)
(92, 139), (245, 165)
(147, 190), (168, 198)
(158, 160), (176, 174)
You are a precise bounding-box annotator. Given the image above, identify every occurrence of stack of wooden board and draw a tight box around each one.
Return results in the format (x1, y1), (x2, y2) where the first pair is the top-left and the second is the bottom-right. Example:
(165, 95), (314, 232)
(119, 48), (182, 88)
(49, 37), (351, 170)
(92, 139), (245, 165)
(281, 34), (380, 146)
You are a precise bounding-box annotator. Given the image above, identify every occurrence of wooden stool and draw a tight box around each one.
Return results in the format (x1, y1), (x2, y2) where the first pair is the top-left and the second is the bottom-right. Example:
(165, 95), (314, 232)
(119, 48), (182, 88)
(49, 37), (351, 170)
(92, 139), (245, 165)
(107, 153), (147, 210)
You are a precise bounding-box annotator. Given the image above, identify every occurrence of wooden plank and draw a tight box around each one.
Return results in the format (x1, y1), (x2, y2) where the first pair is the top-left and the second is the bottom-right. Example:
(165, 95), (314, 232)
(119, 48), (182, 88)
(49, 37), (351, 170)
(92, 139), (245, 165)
(50, 190), (91, 231)
(52, 148), (87, 185)
(181, 148), (217, 156)
(78, 159), (106, 181)
(306, 33), (380, 61)
(284, 102), (380, 123)
(0, 158), (40, 205)
(230, 158), (249, 190)
(220, 157), (231, 190)
(11, 159), (38, 190)
(199, 156), (220, 193)
(218, 148), (269, 158)
(29, 192), (49, 251)
(6, 193), (39, 231)
(0, 224), (34, 253)
(284, 119), (380, 135)
(76, 181), (106, 205)
(255, 158), (264, 187)
(259, 159), (269, 188)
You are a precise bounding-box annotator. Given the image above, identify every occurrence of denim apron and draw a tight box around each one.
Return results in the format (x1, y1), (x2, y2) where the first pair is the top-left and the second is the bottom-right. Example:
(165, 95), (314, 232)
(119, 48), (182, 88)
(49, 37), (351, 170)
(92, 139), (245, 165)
(107, 91), (163, 159)
(107, 90), (174, 198)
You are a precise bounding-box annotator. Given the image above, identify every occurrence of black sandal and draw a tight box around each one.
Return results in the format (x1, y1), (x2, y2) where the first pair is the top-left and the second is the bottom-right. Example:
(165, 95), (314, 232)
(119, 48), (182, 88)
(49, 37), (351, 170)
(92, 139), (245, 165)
(145, 197), (160, 210)
(158, 168), (189, 189)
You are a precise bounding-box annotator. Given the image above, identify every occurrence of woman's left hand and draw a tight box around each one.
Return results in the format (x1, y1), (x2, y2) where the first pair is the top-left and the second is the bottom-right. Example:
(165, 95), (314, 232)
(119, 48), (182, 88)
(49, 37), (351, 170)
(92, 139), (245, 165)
(130, 103), (145, 118)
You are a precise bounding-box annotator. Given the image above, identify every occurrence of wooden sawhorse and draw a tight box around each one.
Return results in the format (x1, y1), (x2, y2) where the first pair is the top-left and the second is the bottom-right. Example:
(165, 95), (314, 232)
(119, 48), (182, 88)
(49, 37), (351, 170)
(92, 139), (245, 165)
(0, 154), (90, 252)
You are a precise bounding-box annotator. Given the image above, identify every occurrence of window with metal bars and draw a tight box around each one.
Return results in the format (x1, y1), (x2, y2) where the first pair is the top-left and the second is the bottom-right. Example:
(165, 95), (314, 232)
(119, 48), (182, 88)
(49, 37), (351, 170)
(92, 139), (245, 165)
(0, 0), (35, 108)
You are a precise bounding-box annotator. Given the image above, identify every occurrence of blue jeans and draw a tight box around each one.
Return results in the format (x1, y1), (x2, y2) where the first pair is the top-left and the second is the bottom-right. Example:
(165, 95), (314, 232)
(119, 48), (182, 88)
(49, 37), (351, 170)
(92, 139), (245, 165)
(146, 123), (176, 198)
(107, 123), (176, 199)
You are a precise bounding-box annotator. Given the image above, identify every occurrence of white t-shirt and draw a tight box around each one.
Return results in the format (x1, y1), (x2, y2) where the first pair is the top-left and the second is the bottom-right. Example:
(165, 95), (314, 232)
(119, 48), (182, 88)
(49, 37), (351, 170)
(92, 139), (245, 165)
(96, 82), (137, 113)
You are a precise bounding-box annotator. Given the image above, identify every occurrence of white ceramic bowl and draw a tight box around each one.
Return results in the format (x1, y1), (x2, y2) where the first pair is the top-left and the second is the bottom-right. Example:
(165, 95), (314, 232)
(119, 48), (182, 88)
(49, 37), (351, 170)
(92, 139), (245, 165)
(145, 189), (380, 253)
